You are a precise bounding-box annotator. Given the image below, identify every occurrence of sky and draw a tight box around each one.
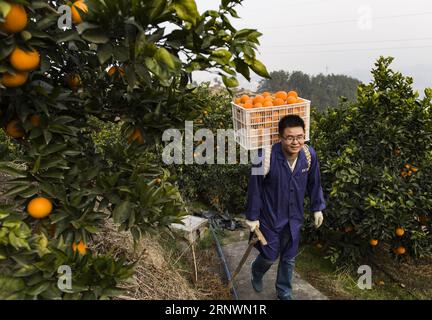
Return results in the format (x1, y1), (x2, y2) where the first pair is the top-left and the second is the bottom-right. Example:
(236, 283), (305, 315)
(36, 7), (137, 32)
(193, 0), (432, 94)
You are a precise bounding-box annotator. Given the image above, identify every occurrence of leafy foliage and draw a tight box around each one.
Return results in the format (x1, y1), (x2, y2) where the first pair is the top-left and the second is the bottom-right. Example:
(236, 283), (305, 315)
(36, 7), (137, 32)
(306, 57), (432, 267)
(0, 0), (268, 299)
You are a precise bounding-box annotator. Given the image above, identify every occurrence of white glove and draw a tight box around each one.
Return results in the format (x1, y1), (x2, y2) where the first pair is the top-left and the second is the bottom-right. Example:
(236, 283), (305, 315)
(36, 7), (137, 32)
(245, 220), (260, 232)
(314, 211), (324, 229)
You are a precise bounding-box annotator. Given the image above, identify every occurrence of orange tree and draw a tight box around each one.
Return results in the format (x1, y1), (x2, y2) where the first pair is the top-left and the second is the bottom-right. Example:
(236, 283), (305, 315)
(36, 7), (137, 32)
(0, 0), (268, 299)
(307, 57), (432, 267)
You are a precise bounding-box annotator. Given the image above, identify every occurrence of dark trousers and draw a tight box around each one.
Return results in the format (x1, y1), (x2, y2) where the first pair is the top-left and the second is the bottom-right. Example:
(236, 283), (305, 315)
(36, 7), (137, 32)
(251, 223), (296, 299)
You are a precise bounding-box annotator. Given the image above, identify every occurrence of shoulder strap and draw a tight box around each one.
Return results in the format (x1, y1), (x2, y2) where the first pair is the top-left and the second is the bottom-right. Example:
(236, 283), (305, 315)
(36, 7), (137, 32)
(263, 144), (311, 177)
(263, 145), (272, 177)
(303, 144), (312, 172)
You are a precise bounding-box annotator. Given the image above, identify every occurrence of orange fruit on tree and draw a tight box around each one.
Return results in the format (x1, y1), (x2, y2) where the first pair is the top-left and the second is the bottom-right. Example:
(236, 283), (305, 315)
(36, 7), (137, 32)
(72, 240), (87, 255)
(253, 95), (265, 105)
(9, 47), (40, 72)
(286, 96), (297, 104)
(71, 0), (88, 24)
(287, 90), (298, 99)
(273, 98), (285, 106)
(240, 95), (250, 103)
(275, 91), (288, 100)
(108, 66), (125, 79)
(395, 246), (406, 255)
(395, 227), (405, 237)
(128, 128), (144, 144)
(30, 114), (41, 127)
(27, 197), (53, 219)
(5, 119), (25, 138)
(65, 74), (82, 89)
(411, 167), (418, 173)
(0, 3), (28, 33)
(344, 225), (354, 233)
(1, 71), (28, 87)
(369, 239), (378, 246)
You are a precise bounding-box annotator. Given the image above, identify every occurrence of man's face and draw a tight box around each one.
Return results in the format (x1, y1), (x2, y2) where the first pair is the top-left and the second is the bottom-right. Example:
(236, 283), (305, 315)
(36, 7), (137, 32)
(280, 126), (305, 155)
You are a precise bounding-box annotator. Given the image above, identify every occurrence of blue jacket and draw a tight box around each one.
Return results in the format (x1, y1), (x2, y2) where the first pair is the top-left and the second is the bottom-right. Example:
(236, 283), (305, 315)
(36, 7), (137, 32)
(245, 142), (326, 261)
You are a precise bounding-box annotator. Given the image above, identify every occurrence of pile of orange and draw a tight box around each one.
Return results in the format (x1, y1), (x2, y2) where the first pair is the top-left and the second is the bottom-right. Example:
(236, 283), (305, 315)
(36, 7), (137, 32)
(233, 91), (304, 109)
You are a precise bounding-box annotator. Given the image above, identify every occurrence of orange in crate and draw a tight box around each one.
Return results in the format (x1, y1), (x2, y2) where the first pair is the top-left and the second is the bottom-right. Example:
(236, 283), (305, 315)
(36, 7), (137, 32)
(231, 91), (310, 150)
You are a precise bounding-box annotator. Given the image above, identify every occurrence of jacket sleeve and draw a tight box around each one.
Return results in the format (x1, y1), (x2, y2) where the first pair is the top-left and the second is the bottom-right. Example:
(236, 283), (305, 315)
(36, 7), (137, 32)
(306, 146), (326, 212)
(245, 150), (265, 221)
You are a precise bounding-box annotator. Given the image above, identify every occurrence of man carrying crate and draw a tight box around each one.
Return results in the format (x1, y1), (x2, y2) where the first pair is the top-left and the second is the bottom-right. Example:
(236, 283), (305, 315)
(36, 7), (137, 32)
(244, 115), (326, 300)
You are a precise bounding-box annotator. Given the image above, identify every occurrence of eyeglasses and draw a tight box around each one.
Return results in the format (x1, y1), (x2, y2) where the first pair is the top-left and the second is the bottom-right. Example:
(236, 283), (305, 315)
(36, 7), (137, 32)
(280, 135), (305, 143)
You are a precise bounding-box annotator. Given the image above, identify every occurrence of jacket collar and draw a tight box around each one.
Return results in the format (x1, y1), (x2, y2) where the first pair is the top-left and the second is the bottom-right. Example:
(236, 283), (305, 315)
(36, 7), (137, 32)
(274, 142), (306, 174)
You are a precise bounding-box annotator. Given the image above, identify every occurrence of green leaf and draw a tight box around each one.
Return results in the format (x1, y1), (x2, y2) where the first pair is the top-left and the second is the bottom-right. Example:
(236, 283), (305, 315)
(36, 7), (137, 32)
(82, 29), (109, 44)
(171, 0), (200, 25)
(222, 75), (239, 88)
(233, 58), (250, 81)
(26, 281), (50, 297)
(0, 41), (14, 61)
(148, 0), (168, 22)
(0, 1), (11, 18)
(154, 47), (180, 71)
(8, 233), (30, 250)
(210, 49), (232, 65)
(40, 143), (68, 156)
(2, 185), (31, 197)
(43, 130), (52, 144)
(18, 185), (39, 199)
(53, 116), (76, 124)
(113, 201), (132, 225)
(0, 164), (27, 178)
(32, 155), (41, 174)
(0, 276), (25, 297)
(249, 58), (270, 78)
(55, 30), (81, 43)
(97, 43), (113, 65)
(48, 124), (77, 136)
(234, 29), (261, 41)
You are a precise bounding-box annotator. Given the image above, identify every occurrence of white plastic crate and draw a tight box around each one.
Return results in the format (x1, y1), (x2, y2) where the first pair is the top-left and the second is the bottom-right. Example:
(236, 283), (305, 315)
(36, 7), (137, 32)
(231, 99), (310, 150)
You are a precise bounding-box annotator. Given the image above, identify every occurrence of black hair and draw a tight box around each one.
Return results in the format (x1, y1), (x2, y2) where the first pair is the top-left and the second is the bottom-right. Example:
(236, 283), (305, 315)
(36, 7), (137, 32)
(278, 115), (305, 136)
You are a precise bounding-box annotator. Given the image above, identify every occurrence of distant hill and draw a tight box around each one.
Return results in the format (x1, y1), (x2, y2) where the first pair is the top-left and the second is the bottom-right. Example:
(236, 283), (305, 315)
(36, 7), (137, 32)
(257, 70), (362, 112)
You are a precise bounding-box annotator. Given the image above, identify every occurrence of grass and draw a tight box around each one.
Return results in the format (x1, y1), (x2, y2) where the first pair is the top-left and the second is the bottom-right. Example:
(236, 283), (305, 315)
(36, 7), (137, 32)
(295, 244), (432, 300)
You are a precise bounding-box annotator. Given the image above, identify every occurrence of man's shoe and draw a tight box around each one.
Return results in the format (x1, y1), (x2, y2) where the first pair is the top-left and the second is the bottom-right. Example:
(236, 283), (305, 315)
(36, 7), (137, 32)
(251, 275), (263, 292)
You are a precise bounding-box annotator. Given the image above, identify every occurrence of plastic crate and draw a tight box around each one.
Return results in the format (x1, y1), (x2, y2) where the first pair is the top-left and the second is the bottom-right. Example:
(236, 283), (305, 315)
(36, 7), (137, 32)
(231, 98), (310, 150)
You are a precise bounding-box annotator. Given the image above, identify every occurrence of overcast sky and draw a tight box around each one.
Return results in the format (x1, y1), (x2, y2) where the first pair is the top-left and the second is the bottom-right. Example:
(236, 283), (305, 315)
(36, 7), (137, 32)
(193, 0), (432, 94)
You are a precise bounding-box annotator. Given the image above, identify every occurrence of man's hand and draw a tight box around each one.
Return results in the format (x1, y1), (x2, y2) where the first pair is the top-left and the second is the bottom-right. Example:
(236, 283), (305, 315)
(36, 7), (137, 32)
(245, 220), (260, 232)
(314, 211), (324, 229)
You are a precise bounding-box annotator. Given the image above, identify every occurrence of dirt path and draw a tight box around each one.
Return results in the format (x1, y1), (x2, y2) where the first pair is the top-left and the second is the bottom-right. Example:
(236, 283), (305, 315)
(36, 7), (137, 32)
(222, 240), (328, 300)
